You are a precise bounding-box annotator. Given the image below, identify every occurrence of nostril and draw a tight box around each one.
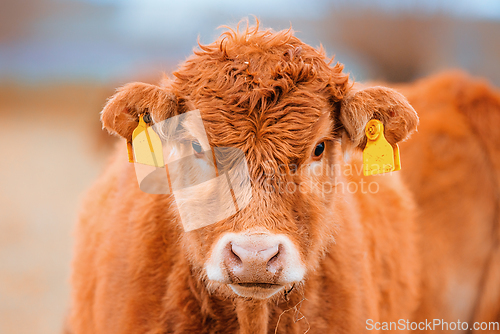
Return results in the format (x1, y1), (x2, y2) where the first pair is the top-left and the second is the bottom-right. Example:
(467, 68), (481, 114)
(266, 244), (283, 271)
(267, 251), (279, 265)
(229, 243), (243, 265)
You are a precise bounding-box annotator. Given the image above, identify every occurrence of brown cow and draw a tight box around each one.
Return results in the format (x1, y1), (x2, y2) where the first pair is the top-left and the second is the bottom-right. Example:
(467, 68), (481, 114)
(67, 22), (500, 333)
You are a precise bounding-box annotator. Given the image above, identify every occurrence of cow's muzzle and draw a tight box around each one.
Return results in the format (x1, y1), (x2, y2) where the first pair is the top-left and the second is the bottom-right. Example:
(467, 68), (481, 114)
(205, 231), (306, 299)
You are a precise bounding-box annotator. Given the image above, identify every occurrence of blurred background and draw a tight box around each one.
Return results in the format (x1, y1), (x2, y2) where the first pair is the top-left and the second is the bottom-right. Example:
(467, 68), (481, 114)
(0, 0), (499, 333)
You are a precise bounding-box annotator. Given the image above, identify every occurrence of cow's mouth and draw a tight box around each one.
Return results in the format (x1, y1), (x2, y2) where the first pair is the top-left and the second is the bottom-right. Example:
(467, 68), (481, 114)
(229, 282), (284, 299)
(234, 282), (282, 289)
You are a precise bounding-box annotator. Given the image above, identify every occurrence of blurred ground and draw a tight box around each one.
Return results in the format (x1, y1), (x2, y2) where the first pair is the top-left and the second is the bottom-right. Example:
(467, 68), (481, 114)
(0, 0), (499, 333)
(0, 84), (115, 333)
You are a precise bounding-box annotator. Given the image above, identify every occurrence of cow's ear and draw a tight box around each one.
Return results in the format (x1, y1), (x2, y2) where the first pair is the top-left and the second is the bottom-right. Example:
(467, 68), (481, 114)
(338, 86), (418, 151)
(101, 82), (178, 140)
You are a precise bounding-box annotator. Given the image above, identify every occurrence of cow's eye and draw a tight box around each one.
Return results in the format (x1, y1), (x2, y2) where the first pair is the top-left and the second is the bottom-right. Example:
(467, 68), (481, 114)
(312, 142), (325, 160)
(192, 141), (204, 156)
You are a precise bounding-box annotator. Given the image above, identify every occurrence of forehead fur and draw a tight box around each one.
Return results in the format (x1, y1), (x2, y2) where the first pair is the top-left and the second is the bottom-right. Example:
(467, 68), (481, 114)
(171, 21), (350, 176)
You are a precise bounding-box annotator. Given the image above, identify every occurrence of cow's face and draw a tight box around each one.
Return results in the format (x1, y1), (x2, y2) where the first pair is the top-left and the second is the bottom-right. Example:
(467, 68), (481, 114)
(181, 96), (343, 300)
(195, 130), (342, 299)
(100, 25), (418, 300)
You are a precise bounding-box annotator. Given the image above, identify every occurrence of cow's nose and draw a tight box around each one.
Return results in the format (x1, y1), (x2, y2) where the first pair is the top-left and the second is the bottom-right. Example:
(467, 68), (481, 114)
(223, 238), (284, 282)
(230, 243), (280, 271)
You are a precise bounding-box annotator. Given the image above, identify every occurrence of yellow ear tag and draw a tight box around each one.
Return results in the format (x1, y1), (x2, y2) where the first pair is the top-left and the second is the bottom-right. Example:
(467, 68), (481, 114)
(129, 114), (164, 167)
(363, 119), (401, 176)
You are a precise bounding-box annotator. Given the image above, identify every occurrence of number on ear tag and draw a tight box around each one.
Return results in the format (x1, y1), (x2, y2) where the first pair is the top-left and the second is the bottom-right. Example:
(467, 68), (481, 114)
(128, 114), (164, 167)
(363, 119), (400, 176)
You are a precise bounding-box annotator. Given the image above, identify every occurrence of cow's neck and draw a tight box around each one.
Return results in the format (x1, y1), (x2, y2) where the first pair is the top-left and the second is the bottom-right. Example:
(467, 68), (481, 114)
(180, 272), (271, 333)
(235, 298), (269, 334)
(166, 255), (308, 333)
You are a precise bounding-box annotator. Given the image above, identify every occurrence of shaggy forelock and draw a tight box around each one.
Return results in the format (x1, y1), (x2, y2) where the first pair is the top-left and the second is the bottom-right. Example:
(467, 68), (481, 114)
(172, 20), (350, 181)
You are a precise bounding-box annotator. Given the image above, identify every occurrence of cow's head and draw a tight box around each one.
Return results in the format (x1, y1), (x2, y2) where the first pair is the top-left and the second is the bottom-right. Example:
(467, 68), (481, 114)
(100, 23), (418, 300)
